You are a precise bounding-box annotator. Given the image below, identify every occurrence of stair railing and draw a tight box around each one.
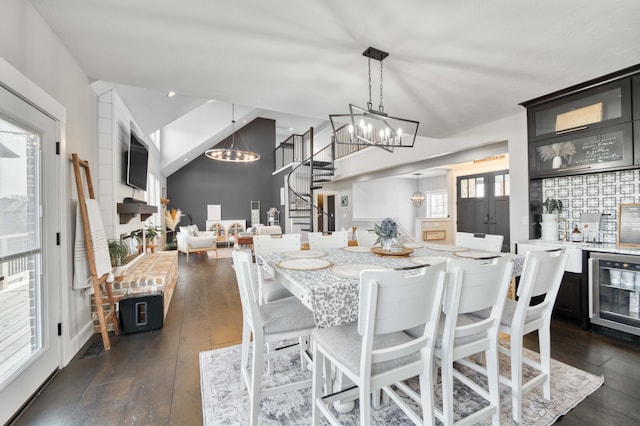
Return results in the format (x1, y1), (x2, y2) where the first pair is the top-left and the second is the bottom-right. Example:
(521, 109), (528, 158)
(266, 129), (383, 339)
(286, 128), (334, 232)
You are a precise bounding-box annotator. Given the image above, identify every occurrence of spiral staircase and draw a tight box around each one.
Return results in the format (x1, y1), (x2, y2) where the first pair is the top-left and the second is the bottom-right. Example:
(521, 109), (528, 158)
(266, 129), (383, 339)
(284, 128), (335, 232)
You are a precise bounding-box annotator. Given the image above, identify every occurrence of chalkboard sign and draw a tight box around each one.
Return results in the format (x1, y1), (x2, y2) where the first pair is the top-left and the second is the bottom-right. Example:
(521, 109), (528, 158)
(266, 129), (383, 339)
(618, 204), (640, 246)
(530, 123), (632, 177)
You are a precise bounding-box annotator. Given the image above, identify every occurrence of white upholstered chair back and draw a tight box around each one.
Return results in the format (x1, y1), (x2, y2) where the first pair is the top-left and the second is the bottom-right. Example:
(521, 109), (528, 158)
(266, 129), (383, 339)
(307, 231), (348, 250)
(355, 229), (378, 247)
(455, 232), (504, 252)
(253, 233), (300, 254)
(255, 225), (282, 235)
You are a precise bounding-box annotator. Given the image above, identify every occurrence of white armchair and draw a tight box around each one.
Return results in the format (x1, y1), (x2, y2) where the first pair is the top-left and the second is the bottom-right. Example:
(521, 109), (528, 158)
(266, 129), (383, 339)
(176, 225), (218, 261)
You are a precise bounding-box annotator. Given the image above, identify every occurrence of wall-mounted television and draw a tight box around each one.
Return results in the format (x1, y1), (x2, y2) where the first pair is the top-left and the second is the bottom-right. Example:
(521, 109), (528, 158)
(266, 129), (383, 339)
(126, 131), (149, 191)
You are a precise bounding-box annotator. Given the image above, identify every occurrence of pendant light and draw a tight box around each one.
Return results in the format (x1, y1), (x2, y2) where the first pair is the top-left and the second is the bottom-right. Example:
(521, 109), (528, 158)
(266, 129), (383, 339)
(205, 104), (260, 163)
(410, 173), (425, 207)
(330, 47), (419, 152)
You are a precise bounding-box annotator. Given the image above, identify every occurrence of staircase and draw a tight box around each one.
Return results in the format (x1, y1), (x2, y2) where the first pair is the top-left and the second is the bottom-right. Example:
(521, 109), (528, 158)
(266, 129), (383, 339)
(286, 128), (335, 232)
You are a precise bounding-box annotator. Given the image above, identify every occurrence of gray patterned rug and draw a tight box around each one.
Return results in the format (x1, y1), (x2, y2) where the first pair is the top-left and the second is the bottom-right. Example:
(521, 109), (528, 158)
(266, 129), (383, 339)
(200, 344), (603, 425)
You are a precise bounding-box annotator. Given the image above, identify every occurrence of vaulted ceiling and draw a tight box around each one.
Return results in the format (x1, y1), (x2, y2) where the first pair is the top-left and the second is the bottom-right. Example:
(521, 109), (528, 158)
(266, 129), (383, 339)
(30, 0), (640, 176)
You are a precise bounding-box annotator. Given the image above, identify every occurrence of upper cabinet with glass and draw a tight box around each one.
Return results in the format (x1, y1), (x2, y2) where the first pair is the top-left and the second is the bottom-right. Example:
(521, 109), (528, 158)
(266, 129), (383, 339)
(526, 79), (631, 142)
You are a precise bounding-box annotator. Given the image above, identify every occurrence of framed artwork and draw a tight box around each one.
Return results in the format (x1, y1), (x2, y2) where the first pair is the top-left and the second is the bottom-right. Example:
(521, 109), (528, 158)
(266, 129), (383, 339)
(341, 195), (348, 207)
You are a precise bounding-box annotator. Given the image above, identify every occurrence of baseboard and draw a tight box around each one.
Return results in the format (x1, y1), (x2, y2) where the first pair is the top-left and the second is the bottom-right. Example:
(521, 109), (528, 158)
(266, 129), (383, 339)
(63, 321), (94, 366)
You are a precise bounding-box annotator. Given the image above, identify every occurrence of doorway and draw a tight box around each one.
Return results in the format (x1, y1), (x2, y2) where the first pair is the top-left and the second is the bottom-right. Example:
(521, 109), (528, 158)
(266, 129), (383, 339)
(0, 84), (60, 423)
(456, 170), (510, 251)
(326, 195), (336, 232)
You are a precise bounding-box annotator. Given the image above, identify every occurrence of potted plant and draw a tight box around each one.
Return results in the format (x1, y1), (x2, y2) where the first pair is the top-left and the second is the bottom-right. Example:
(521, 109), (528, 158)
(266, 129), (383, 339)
(108, 239), (129, 267)
(131, 223), (163, 244)
(374, 218), (398, 251)
(542, 198), (563, 215)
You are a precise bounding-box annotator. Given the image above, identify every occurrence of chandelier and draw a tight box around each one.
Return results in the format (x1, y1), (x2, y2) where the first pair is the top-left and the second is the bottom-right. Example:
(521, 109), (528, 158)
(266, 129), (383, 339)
(329, 47), (419, 152)
(410, 173), (425, 207)
(205, 104), (260, 163)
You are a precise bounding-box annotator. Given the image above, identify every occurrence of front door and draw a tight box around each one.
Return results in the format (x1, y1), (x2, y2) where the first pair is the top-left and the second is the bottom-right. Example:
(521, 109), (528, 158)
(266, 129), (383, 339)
(0, 84), (60, 423)
(457, 170), (510, 251)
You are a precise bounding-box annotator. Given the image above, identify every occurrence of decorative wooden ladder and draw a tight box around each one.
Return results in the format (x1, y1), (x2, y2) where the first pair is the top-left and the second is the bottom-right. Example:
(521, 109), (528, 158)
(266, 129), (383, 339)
(70, 153), (119, 350)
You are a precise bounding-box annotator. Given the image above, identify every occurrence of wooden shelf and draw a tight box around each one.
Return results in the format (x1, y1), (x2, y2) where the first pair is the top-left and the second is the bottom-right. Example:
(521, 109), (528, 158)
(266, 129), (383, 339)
(117, 203), (158, 224)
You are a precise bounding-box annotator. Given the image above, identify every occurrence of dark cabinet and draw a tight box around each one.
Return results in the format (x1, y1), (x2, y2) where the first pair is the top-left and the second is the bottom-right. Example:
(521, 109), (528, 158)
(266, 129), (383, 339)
(526, 78), (632, 142)
(634, 75), (640, 121)
(524, 66), (640, 241)
(636, 121), (640, 165)
(553, 272), (583, 324)
(528, 122), (633, 178)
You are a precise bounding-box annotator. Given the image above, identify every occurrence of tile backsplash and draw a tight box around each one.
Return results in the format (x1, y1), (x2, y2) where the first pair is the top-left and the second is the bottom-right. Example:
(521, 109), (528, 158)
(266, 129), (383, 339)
(542, 169), (639, 243)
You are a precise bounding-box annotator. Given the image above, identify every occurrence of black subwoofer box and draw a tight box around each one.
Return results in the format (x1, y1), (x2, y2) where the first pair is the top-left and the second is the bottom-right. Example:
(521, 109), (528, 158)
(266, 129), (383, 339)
(119, 292), (164, 334)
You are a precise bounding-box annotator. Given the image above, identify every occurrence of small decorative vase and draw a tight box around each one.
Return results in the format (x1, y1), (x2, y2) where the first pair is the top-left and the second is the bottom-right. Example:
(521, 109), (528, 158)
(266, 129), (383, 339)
(552, 155), (562, 169)
(541, 213), (559, 241)
(381, 238), (394, 251)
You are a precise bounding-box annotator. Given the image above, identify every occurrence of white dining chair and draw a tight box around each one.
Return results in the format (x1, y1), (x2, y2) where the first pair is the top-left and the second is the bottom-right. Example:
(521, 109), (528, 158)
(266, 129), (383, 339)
(430, 256), (513, 426)
(355, 229), (378, 247)
(311, 264), (447, 425)
(307, 231), (348, 250)
(231, 249), (315, 426)
(253, 234), (300, 303)
(455, 232), (504, 252)
(472, 249), (568, 422)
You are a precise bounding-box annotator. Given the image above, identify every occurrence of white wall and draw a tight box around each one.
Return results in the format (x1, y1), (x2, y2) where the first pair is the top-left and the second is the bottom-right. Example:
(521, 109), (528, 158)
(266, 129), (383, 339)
(0, 0), (166, 365)
(353, 178), (416, 236)
(96, 88), (166, 243)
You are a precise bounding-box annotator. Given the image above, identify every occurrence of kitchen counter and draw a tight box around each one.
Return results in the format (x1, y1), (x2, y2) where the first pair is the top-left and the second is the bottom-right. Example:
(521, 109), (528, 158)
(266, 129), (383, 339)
(516, 240), (640, 256)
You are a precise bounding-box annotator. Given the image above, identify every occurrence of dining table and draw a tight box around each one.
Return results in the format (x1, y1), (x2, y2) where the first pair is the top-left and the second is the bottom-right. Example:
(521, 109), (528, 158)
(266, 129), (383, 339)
(257, 243), (524, 328)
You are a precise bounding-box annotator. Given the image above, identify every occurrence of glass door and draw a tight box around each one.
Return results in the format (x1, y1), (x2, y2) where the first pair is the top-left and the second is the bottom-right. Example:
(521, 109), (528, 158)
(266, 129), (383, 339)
(457, 170), (510, 252)
(590, 252), (640, 336)
(0, 85), (60, 422)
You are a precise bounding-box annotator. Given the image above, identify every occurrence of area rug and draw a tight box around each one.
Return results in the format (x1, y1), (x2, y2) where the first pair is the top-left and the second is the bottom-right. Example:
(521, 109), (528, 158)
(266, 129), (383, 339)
(200, 344), (603, 425)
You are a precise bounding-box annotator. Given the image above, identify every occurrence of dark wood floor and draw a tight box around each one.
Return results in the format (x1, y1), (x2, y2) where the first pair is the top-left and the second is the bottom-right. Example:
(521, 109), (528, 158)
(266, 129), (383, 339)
(12, 253), (640, 425)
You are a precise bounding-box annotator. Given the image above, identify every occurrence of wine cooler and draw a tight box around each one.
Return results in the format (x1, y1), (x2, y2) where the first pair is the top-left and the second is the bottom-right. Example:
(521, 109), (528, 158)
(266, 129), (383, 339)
(589, 252), (640, 336)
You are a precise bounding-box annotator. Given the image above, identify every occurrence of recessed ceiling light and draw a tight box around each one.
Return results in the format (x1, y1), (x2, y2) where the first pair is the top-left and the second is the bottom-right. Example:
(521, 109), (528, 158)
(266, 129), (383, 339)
(183, 158), (188, 162)
(167, 91), (176, 97)
(289, 127), (294, 131)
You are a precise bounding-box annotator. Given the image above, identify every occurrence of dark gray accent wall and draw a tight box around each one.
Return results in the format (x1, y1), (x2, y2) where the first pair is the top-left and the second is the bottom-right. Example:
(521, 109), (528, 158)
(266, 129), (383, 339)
(167, 118), (277, 229)
(271, 166), (290, 226)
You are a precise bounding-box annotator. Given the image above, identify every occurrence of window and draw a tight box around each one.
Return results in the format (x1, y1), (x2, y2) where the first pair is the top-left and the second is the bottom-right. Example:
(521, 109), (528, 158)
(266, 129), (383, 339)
(426, 190), (448, 218)
(145, 173), (162, 227)
(494, 173), (510, 196)
(460, 176), (487, 199)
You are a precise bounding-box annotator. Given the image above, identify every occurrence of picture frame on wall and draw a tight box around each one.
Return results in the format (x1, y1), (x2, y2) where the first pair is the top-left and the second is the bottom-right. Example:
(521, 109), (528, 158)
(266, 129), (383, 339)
(341, 195), (348, 207)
